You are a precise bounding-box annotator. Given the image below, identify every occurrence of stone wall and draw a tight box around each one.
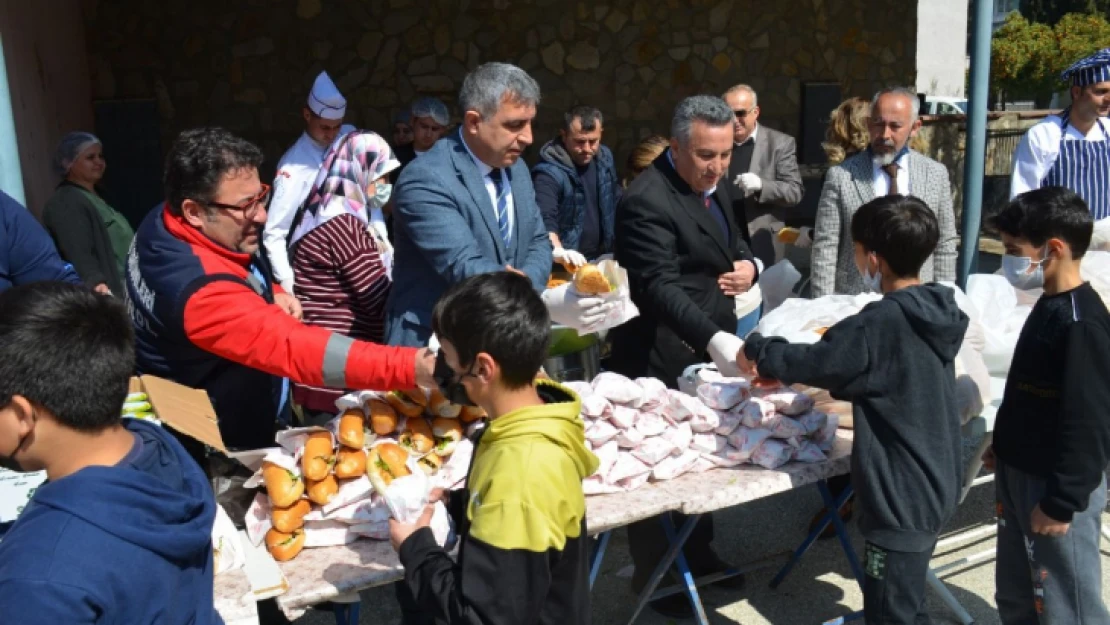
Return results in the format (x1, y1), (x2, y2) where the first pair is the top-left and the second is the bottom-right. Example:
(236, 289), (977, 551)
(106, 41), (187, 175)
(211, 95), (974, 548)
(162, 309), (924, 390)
(84, 0), (918, 176)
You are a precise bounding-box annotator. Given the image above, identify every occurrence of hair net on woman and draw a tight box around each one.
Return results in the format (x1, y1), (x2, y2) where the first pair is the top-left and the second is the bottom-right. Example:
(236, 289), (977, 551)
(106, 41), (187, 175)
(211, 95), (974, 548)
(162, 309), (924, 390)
(52, 132), (101, 178)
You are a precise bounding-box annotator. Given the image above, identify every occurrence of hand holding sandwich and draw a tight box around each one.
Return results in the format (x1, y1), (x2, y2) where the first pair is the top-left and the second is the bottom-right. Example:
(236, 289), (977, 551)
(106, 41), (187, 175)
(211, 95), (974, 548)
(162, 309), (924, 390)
(390, 502), (435, 551)
(541, 265), (616, 333)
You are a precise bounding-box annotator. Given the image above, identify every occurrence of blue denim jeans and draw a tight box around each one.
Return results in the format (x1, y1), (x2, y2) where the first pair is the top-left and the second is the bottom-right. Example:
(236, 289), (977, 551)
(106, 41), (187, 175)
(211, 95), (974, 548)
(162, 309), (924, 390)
(736, 304), (762, 338)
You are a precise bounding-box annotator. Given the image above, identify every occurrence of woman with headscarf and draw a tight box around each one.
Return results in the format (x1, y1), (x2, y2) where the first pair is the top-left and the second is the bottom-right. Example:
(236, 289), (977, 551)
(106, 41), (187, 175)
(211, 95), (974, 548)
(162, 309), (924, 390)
(288, 130), (400, 415)
(42, 132), (134, 295)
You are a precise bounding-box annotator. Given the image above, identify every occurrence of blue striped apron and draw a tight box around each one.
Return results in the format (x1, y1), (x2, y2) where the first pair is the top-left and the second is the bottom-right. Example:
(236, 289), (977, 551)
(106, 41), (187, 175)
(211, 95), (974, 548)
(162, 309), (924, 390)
(1041, 111), (1110, 220)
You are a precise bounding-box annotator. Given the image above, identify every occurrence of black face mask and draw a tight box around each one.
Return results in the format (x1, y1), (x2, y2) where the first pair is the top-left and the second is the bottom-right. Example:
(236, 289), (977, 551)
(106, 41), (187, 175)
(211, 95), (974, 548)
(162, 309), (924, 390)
(0, 425), (31, 473)
(433, 351), (477, 407)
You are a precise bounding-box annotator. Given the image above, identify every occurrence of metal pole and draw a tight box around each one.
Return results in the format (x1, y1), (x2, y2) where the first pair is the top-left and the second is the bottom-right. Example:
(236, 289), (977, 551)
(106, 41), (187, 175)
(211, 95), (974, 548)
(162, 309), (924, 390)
(959, 0), (994, 289)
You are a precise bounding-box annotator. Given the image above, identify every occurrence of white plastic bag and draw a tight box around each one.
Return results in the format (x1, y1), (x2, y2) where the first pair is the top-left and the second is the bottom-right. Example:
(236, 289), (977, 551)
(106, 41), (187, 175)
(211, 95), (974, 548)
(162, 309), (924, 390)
(758, 259), (803, 314)
(571, 259), (640, 336)
(966, 274), (1030, 375)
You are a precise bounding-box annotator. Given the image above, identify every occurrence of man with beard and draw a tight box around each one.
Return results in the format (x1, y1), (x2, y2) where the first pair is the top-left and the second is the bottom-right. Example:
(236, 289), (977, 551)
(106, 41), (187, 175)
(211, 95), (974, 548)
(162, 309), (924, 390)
(1011, 48), (1110, 220)
(126, 128), (435, 461)
(811, 86), (957, 297)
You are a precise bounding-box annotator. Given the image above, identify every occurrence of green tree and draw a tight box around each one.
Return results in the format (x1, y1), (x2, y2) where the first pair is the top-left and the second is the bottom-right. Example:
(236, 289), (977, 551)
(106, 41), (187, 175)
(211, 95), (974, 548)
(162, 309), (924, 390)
(992, 11), (1110, 106)
(1022, 0), (1110, 25)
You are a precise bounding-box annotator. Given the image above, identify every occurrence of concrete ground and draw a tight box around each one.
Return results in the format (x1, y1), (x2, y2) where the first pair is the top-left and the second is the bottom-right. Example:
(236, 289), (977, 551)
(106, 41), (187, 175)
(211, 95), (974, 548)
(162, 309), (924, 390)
(294, 432), (1110, 625)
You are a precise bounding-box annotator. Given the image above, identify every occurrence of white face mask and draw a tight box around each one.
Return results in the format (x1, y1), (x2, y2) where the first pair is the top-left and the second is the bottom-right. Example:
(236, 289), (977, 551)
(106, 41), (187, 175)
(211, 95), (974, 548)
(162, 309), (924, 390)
(1001, 253), (1045, 290)
(370, 182), (392, 208)
(858, 254), (883, 293)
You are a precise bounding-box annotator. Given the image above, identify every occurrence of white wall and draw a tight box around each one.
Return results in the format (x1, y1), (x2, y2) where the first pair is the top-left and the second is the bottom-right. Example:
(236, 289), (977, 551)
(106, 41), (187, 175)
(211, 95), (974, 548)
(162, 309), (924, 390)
(0, 0), (94, 215)
(916, 0), (971, 97)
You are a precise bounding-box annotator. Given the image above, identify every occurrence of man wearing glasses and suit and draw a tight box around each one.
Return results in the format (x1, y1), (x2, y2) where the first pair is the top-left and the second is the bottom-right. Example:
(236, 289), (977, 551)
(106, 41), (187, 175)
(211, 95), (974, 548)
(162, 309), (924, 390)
(126, 127), (435, 463)
(722, 84), (805, 269)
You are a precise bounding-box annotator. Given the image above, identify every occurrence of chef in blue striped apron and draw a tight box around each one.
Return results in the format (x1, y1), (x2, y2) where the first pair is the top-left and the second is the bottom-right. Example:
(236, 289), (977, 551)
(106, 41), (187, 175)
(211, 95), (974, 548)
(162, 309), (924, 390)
(1011, 48), (1110, 220)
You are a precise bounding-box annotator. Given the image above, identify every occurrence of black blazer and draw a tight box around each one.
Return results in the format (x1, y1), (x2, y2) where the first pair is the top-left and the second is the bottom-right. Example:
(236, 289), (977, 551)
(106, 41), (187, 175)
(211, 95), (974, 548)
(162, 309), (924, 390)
(608, 154), (757, 387)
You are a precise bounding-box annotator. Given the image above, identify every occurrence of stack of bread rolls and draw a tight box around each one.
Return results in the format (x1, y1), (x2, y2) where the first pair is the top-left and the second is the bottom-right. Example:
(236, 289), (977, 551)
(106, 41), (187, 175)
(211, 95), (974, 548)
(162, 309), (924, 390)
(259, 388), (486, 562)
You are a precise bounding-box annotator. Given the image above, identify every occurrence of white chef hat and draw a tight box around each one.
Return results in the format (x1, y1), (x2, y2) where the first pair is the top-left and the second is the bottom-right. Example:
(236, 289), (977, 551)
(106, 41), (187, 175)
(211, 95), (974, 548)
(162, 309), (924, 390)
(307, 71), (346, 120)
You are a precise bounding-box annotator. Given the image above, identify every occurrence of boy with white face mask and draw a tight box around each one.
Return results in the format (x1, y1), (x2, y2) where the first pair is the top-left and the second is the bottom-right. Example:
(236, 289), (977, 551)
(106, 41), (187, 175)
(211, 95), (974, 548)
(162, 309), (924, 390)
(984, 186), (1110, 625)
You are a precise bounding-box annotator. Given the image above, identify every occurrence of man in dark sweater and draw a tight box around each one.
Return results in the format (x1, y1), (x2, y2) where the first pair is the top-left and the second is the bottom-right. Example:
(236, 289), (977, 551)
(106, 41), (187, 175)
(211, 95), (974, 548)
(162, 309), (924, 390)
(984, 186), (1110, 625)
(532, 105), (621, 267)
(740, 194), (968, 624)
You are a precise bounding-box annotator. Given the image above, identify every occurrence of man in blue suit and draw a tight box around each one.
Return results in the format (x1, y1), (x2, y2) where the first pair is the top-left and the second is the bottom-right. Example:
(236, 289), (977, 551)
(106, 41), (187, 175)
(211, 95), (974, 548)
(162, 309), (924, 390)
(387, 62), (553, 347)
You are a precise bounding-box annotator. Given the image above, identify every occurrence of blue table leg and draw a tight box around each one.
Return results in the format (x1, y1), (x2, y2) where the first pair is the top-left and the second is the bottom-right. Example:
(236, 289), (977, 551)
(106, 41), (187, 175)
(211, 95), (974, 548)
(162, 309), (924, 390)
(625, 514), (703, 625)
(816, 481), (864, 584)
(770, 479), (856, 589)
(768, 479), (865, 624)
(659, 514), (710, 625)
(332, 601), (360, 625)
(589, 531), (611, 590)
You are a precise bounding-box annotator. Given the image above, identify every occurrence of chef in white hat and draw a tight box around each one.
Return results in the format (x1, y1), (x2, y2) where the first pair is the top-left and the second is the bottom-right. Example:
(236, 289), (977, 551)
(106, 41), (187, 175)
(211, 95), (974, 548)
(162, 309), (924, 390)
(1011, 48), (1110, 220)
(265, 71), (355, 294)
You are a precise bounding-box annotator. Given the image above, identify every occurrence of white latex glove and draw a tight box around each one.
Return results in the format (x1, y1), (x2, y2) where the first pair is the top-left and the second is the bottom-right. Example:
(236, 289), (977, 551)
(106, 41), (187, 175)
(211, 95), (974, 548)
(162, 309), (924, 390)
(733, 172), (762, 198)
(707, 331), (745, 378)
(541, 282), (613, 332)
(794, 227), (813, 249)
(552, 248), (587, 269)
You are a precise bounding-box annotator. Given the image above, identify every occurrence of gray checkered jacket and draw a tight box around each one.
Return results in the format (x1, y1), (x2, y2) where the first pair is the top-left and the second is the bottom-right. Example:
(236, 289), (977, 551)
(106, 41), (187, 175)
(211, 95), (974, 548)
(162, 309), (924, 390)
(810, 150), (957, 297)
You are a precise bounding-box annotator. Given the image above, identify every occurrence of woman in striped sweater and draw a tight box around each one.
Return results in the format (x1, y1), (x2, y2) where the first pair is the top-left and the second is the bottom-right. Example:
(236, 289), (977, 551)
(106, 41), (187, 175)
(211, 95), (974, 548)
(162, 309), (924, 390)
(288, 131), (400, 415)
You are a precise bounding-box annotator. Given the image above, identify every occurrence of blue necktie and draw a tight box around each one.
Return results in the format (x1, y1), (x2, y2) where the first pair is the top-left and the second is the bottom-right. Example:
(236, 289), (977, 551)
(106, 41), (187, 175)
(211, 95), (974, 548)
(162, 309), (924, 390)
(489, 169), (511, 248)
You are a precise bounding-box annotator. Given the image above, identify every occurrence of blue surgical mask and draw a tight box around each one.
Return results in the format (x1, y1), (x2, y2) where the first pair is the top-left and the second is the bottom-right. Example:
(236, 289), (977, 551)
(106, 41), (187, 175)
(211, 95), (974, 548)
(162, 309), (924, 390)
(862, 267), (883, 293)
(1002, 253), (1045, 290)
(858, 254), (883, 293)
(370, 183), (392, 208)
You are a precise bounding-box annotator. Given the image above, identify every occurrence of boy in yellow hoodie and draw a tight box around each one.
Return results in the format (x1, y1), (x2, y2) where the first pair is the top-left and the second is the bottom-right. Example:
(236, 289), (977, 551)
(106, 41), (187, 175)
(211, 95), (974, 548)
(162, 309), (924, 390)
(390, 271), (600, 625)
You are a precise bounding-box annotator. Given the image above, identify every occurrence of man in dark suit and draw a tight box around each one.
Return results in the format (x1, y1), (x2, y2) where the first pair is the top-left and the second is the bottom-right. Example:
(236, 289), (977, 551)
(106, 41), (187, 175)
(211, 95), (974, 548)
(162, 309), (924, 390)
(723, 84), (805, 268)
(609, 94), (760, 619)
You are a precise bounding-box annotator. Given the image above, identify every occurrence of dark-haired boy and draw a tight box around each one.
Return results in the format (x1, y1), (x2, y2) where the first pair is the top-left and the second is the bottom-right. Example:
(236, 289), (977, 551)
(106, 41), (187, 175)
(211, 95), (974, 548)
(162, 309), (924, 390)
(389, 271), (600, 625)
(984, 186), (1110, 624)
(0, 282), (220, 624)
(739, 195), (969, 624)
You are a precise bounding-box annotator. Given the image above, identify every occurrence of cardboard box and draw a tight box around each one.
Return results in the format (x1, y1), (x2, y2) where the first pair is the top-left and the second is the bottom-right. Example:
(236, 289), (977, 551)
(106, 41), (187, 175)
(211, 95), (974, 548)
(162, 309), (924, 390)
(129, 376), (226, 453)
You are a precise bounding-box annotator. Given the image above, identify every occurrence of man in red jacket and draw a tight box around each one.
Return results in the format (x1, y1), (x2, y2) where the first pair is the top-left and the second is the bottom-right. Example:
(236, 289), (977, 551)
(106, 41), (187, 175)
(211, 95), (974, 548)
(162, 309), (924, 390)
(126, 127), (435, 459)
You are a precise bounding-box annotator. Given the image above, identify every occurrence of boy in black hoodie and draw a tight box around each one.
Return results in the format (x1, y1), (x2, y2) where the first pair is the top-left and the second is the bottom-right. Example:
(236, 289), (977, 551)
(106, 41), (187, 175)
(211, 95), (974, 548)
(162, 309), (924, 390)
(739, 195), (969, 624)
(0, 283), (219, 625)
(984, 187), (1110, 625)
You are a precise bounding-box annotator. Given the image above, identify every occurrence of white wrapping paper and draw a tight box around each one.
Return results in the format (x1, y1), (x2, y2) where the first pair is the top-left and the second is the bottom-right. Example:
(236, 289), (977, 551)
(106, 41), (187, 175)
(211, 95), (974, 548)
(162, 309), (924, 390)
(634, 412), (669, 437)
(752, 439), (794, 469)
(660, 422), (693, 453)
(631, 437), (677, 466)
(691, 433), (728, 454)
(696, 379), (751, 410)
(652, 449), (701, 481)
(586, 419), (620, 446)
(615, 427), (646, 449)
(714, 408), (744, 436)
(592, 371), (645, 407)
(572, 259), (640, 335)
(212, 504), (245, 576)
(581, 394), (613, 418)
(609, 453), (652, 482)
(754, 388), (815, 416)
(727, 428), (774, 462)
(609, 405), (639, 430)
